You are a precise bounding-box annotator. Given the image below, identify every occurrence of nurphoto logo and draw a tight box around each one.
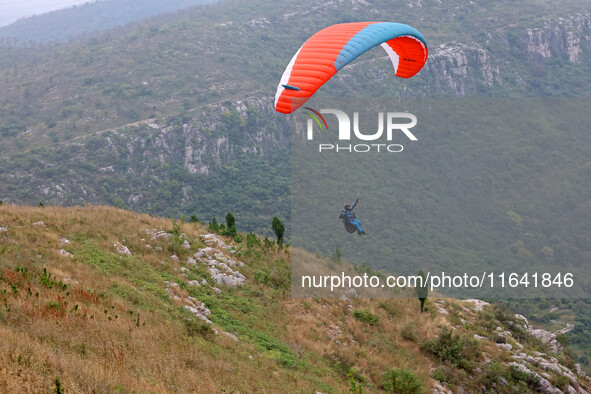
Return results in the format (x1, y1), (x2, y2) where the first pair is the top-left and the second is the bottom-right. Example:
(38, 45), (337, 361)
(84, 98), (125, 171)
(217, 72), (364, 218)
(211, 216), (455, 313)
(304, 108), (418, 153)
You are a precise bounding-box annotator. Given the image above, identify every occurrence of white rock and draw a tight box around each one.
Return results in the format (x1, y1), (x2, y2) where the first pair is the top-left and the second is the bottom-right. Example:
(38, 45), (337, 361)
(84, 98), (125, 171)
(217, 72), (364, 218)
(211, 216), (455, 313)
(201, 279), (208, 285)
(508, 362), (561, 394)
(528, 328), (562, 353)
(184, 306), (213, 324)
(224, 332), (238, 341)
(186, 257), (197, 265)
(188, 280), (201, 287)
(565, 385), (577, 394)
(202, 233), (232, 249)
(474, 334), (487, 340)
(58, 249), (73, 258)
(114, 242), (132, 256)
(182, 240), (190, 249)
(515, 314), (529, 328)
(198, 247), (216, 255)
(170, 255), (179, 261)
(208, 266), (245, 287)
(432, 381), (451, 394)
(146, 228), (172, 240)
(496, 343), (513, 351)
(464, 299), (489, 311)
(145, 244), (152, 249)
(555, 323), (575, 335)
(59, 237), (70, 246)
(213, 287), (222, 294)
(33, 221), (45, 227)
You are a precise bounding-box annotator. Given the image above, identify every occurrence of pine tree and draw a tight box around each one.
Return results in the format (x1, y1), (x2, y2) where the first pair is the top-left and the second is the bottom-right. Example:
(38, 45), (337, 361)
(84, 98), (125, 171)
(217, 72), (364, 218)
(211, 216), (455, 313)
(272, 216), (285, 245)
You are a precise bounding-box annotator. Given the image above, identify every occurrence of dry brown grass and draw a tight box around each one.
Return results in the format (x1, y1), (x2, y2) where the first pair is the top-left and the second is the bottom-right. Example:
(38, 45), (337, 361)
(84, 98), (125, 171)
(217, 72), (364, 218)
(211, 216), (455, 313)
(0, 204), (470, 393)
(0, 205), (348, 392)
(283, 295), (449, 391)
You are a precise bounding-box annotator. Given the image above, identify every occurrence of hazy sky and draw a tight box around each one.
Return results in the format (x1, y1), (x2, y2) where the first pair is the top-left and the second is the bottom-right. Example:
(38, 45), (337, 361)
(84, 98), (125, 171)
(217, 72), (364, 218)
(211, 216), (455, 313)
(0, 0), (103, 27)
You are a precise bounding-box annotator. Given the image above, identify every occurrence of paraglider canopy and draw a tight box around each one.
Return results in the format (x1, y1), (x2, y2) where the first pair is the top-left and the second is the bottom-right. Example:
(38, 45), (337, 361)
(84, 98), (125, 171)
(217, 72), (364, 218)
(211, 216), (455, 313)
(274, 22), (429, 114)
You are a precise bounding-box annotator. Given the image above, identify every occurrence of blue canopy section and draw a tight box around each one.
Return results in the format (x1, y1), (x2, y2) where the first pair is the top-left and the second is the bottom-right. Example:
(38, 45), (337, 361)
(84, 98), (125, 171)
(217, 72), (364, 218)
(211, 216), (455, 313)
(334, 22), (427, 71)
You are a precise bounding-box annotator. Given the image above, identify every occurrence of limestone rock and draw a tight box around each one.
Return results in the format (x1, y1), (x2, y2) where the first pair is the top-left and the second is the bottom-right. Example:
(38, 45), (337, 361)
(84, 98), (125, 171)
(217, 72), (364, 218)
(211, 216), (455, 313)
(114, 242), (131, 256)
(58, 249), (73, 258)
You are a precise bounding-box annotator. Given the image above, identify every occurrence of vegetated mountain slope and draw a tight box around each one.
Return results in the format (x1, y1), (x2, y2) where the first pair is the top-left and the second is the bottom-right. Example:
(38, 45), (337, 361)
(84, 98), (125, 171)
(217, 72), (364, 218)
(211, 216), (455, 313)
(0, 0), (218, 44)
(0, 204), (589, 393)
(1, 0), (590, 149)
(1, 0), (591, 369)
(0, 0), (590, 232)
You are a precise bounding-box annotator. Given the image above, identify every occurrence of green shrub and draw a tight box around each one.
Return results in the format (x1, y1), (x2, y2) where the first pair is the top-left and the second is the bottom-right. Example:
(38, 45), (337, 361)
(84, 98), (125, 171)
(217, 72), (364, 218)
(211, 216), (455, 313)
(421, 327), (478, 371)
(556, 333), (570, 347)
(509, 364), (540, 387)
(553, 374), (571, 390)
(246, 232), (260, 248)
(381, 368), (423, 393)
(254, 268), (271, 285)
(347, 369), (365, 394)
(208, 217), (219, 233)
(401, 321), (418, 342)
(432, 364), (467, 386)
(253, 266), (289, 290)
(331, 248), (342, 263)
(263, 236), (274, 248)
(54, 377), (64, 394)
(477, 362), (505, 391)
(324, 352), (353, 377)
(353, 309), (379, 326)
(379, 300), (400, 317)
(184, 318), (215, 339)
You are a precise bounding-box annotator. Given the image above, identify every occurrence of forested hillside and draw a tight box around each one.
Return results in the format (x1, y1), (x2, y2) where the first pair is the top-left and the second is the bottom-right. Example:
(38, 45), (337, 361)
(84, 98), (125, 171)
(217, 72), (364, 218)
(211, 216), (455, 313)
(1, 0), (589, 232)
(0, 0), (217, 44)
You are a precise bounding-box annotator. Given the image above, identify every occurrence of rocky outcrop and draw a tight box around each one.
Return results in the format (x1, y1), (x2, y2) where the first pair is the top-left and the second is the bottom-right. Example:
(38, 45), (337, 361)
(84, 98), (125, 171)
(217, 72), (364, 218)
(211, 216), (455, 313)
(433, 300), (591, 393)
(508, 362), (563, 394)
(423, 43), (502, 95)
(194, 247), (246, 287)
(528, 328), (564, 353)
(524, 15), (591, 63)
(165, 280), (213, 324)
(114, 242), (131, 256)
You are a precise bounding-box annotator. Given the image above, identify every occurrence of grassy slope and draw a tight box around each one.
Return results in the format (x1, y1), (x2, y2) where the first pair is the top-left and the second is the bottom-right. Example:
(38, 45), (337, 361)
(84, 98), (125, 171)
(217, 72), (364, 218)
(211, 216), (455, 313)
(0, 204), (435, 392)
(0, 204), (588, 392)
(0, 0), (217, 44)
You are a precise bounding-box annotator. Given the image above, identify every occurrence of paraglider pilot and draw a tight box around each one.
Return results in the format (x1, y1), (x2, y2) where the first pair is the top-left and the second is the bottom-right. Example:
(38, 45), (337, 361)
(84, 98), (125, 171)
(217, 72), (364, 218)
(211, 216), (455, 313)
(339, 198), (366, 235)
